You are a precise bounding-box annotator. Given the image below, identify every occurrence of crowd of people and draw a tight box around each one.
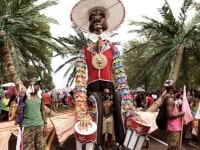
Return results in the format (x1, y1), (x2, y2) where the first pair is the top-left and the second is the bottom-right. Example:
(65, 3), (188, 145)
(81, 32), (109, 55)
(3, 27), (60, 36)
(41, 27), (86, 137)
(0, 86), (17, 122)
(0, 85), (75, 122)
(0, 78), (77, 150)
(86, 82), (200, 149)
(129, 82), (200, 149)
(0, 80), (200, 149)
(1, 0), (200, 150)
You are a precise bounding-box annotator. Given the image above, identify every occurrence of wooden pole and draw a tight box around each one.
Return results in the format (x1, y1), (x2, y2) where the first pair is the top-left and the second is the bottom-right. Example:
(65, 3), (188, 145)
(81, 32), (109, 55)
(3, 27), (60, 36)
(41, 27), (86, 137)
(45, 129), (56, 150)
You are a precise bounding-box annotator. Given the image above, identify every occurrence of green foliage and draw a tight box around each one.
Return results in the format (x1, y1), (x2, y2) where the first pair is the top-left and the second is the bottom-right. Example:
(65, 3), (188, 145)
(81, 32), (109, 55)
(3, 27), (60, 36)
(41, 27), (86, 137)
(124, 0), (200, 90)
(54, 26), (90, 88)
(0, 62), (12, 84)
(23, 65), (55, 90)
(0, 0), (60, 85)
(54, 26), (121, 88)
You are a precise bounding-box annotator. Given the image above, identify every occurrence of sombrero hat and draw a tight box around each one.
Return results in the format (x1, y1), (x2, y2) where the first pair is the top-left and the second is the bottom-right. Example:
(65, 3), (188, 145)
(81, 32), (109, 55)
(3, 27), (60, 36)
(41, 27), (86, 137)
(70, 0), (125, 33)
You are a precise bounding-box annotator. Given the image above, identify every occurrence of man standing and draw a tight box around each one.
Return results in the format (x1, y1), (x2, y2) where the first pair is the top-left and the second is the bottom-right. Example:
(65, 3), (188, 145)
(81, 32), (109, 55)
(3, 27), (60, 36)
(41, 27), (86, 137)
(22, 77), (47, 150)
(42, 89), (51, 108)
(164, 80), (185, 150)
(102, 88), (117, 147)
(1, 91), (10, 121)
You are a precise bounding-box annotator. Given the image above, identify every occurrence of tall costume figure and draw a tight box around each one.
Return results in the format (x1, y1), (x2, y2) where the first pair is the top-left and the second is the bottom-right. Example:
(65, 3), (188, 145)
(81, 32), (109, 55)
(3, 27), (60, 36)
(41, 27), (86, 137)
(70, 0), (133, 149)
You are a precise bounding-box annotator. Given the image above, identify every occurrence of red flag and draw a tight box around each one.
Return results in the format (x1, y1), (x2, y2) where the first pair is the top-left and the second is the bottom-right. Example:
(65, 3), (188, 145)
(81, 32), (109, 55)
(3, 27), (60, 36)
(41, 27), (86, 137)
(182, 85), (193, 124)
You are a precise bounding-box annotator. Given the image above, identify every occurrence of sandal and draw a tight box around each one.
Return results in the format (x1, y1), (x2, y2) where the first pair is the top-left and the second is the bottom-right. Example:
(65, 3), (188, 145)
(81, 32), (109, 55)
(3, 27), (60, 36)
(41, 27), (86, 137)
(186, 141), (198, 148)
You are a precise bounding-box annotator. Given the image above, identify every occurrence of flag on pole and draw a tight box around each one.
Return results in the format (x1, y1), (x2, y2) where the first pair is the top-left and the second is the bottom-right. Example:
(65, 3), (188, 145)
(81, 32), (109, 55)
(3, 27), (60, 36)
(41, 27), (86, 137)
(182, 85), (193, 124)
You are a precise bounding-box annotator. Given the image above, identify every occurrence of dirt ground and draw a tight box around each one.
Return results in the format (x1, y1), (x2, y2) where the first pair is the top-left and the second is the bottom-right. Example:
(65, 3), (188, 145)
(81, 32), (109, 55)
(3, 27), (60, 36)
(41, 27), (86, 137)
(50, 130), (200, 150)
(8, 131), (199, 150)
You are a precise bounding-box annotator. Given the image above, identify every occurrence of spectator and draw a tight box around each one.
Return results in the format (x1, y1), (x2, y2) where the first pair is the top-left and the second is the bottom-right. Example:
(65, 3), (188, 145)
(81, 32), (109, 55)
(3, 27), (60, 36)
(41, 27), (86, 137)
(164, 80), (185, 150)
(146, 91), (154, 108)
(8, 94), (17, 121)
(42, 89), (51, 108)
(1, 92), (10, 121)
(102, 88), (117, 148)
(22, 77), (47, 150)
(67, 90), (75, 107)
(130, 89), (137, 107)
(135, 90), (146, 110)
(0, 89), (2, 121)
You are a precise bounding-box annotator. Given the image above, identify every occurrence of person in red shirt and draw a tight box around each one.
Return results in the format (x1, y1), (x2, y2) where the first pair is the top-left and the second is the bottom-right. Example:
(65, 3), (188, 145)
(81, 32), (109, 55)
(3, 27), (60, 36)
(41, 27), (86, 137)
(42, 89), (51, 108)
(146, 91), (154, 108)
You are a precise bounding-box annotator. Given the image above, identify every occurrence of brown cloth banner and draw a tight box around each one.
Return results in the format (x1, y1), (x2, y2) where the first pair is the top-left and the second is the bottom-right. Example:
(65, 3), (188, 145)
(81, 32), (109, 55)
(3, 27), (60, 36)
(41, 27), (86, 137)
(0, 110), (164, 150)
(0, 110), (76, 150)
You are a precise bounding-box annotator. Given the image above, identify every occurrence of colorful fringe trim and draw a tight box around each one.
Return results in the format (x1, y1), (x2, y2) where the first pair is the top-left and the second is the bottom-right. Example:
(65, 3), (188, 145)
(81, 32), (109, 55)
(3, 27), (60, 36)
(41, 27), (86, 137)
(113, 46), (134, 117)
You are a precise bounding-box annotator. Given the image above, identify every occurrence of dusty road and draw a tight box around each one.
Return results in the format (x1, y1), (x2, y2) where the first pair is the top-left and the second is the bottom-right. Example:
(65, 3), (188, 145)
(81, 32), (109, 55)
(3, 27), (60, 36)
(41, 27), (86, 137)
(50, 130), (200, 150)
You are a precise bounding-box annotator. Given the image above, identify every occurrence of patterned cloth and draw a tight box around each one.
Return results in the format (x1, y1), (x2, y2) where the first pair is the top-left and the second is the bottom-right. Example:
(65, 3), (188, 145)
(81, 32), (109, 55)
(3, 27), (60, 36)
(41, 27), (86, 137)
(23, 126), (46, 150)
(166, 130), (181, 150)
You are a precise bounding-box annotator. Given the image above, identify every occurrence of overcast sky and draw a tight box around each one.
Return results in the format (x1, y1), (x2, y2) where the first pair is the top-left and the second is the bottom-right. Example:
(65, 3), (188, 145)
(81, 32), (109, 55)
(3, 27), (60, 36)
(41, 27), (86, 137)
(41, 0), (198, 89)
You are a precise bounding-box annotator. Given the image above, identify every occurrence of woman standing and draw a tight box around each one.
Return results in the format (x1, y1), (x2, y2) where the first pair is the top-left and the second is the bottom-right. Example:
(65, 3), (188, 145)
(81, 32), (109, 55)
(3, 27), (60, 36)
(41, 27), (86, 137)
(1, 92), (10, 121)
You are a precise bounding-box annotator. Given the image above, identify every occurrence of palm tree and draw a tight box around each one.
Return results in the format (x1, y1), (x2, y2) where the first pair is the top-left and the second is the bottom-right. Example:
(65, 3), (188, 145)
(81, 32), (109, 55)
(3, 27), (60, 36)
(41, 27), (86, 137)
(0, 61), (5, 86)
(0, 0), (60, 90)
(127, 0), (200, 111)
(53, 26), (90, 88)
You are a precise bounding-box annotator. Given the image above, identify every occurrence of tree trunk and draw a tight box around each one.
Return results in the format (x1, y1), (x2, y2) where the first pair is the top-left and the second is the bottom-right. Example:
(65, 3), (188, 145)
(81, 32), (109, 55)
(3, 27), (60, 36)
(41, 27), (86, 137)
(0, 30), (26, 93)
(146, 44), (184, 112)
(172, 44), (184, 83)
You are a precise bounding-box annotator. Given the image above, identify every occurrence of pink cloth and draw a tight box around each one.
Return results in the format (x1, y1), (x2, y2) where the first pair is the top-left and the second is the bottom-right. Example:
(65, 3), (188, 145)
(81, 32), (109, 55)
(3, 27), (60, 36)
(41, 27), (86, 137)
(167, 105), (182, 131)
(136, 111), (158, 133)
(182, 85), (193, 124)
(50, 111), (76, 145)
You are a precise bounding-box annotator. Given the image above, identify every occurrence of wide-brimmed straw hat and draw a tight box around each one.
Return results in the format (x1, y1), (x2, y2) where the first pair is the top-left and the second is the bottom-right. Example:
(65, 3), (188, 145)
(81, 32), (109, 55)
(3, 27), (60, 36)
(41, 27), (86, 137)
(70, 0), (125, 33)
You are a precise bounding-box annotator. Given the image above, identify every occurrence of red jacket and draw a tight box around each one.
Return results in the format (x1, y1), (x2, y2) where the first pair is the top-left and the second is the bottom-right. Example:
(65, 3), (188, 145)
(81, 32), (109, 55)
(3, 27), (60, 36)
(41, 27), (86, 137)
(83, 44), (114, 83)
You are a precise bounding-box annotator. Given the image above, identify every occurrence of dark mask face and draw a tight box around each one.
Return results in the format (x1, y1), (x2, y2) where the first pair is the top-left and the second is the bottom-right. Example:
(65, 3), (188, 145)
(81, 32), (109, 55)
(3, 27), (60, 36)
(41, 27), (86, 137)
(88, 9), (108, 35)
